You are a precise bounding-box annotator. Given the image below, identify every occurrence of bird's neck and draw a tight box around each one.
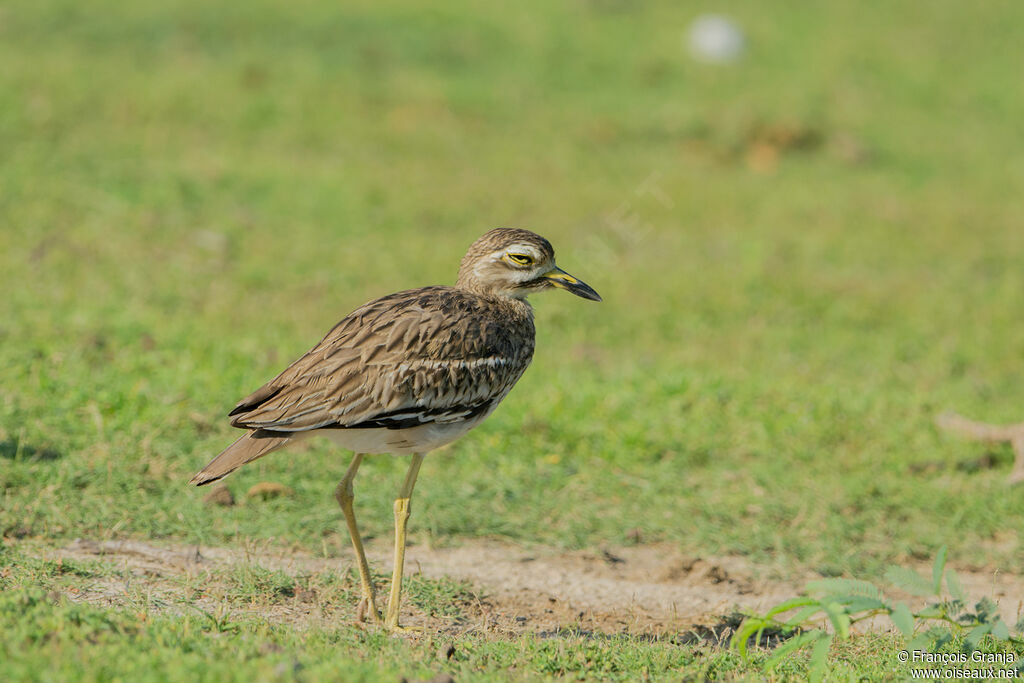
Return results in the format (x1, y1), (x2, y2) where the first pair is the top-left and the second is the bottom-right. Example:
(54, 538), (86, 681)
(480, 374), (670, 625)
(454, 282), (534, 315)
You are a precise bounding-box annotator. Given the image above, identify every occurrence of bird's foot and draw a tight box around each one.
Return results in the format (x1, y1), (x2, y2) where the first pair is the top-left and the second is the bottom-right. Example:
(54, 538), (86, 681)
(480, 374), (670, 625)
(356, 597), (383, 624)
(383, 622), (422, 636)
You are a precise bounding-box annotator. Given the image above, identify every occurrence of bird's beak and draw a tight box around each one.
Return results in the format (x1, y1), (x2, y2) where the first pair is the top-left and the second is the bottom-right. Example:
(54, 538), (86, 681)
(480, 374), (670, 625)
(542, 267), (602, 302)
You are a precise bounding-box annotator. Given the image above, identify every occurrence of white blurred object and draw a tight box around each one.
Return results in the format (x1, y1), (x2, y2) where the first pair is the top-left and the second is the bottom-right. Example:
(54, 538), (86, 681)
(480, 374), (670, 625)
(687, 14), (745, 64)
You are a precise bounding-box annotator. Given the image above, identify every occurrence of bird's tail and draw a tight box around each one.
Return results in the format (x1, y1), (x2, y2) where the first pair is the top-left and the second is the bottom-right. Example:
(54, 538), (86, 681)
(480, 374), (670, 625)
(189, 430), (293, 486)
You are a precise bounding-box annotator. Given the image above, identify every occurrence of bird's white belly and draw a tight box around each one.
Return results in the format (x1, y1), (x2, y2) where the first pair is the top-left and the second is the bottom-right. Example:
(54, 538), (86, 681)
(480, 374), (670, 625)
(318, 415), (487, 455)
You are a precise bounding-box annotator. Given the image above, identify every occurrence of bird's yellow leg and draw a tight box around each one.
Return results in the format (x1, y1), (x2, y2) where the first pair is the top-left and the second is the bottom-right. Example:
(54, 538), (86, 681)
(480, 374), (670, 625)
(334, 453), (382, 624)
(384, 453), (425, 631)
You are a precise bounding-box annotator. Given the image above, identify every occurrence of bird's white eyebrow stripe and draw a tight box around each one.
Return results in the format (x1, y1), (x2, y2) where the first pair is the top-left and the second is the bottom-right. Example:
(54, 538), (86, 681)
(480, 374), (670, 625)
(492, 243), (542, 259)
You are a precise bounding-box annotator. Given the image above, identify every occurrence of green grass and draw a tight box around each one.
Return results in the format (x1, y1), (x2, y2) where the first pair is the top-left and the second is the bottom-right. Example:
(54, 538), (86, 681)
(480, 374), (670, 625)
(2, 0), (1024, 678)
(6, 545), (1016, 682)
(0, 586), (720, 682)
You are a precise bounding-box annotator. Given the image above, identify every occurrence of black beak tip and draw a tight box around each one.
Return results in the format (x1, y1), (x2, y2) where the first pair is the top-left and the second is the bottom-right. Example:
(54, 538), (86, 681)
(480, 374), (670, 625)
(574, 282), (602, 302)
(546, 269), (602, 302)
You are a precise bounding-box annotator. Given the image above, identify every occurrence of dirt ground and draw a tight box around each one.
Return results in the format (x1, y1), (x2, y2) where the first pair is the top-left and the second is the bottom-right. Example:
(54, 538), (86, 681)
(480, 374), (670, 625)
(31, 537), (1024, 641)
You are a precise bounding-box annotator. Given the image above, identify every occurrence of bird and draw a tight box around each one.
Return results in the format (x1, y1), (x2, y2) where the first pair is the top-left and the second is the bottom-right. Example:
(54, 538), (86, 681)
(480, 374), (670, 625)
(189, 228), (601, 631)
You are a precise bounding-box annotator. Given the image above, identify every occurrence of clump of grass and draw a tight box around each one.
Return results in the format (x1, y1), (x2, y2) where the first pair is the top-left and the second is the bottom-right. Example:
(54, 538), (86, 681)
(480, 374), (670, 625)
(221, 565), (296, 604)
(1, 589), (145, 646)
(404, 574), (481, 620)
(296, 567), (359, 608)
(0, 546), (122, 593)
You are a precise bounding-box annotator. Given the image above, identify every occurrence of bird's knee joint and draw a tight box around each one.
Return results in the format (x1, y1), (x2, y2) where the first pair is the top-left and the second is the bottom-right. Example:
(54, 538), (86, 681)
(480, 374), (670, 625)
(335, 480), (356, 507)
(393, 497), (412, 518)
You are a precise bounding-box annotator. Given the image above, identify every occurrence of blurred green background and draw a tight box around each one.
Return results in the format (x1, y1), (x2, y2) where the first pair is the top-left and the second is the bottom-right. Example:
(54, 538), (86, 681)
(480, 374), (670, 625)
(2, 0), (1023, 577)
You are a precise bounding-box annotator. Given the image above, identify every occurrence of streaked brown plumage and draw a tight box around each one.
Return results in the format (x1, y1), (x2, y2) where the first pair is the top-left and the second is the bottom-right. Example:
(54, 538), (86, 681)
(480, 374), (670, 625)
(189, 288), (536, 484)
(189, 227), (600, 630)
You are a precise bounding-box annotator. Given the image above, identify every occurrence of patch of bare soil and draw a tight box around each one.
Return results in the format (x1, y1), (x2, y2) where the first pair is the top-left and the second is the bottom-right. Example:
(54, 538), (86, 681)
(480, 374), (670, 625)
(40, 538), (1024, 640)
(376, 541), (805, 637)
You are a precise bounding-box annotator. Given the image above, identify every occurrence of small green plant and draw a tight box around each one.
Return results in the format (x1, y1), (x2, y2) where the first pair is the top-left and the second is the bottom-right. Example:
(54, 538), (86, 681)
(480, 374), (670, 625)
(733, 547), (1024, 680)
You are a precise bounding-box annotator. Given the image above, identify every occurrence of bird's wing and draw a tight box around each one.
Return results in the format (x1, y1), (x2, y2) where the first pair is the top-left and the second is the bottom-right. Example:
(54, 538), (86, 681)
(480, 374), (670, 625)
(227, 287), (535, 432)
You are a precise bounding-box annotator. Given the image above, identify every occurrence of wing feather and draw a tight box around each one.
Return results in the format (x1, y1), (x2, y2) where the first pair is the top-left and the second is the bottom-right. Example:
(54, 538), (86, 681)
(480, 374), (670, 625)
(229, 287), (534, 433)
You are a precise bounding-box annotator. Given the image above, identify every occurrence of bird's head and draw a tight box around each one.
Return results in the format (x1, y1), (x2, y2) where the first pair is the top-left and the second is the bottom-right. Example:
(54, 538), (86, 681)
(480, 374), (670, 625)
(455, 228), (602, 302)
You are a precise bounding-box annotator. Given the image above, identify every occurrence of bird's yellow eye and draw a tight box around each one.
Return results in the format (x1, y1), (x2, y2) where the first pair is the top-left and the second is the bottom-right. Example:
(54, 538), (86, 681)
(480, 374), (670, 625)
(506, 253), (533, 266)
